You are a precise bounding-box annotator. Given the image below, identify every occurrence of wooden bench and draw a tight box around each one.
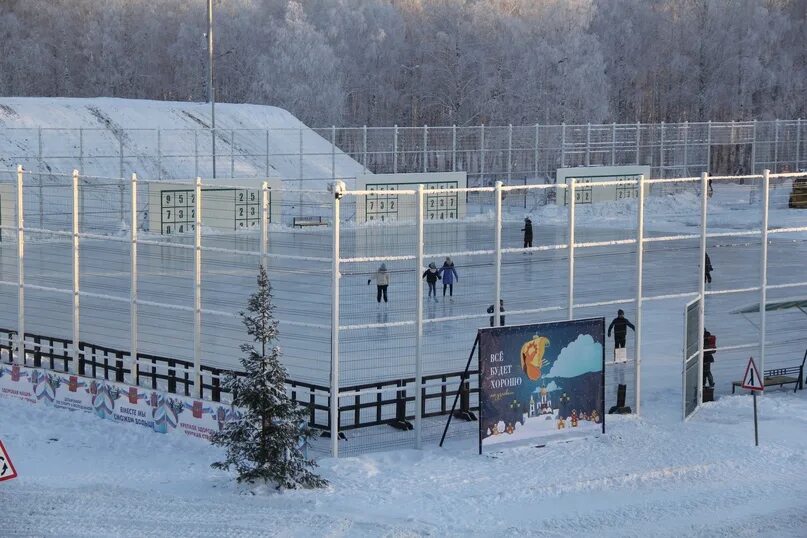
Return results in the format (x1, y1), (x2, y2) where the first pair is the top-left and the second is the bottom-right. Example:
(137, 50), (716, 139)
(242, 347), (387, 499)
(292, 216), (327, 228)
(731, 350), (806, 393)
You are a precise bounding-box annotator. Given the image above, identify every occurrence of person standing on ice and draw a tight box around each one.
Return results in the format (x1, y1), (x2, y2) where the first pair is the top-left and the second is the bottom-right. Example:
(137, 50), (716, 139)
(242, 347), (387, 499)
(607, 309), (635, 349)
(703, 329), (716, 388)
(439, 257), (459, 301)
(367, 263), (390, 304)
(422, 262), (441, 302)
(521, 217), (533, 248)
(487, 299), (505, 327)
(704, 252), (714, 283)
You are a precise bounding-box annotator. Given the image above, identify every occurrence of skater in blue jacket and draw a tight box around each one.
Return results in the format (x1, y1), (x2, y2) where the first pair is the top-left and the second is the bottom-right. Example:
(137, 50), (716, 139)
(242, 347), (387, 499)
(439, 257), (459, 300)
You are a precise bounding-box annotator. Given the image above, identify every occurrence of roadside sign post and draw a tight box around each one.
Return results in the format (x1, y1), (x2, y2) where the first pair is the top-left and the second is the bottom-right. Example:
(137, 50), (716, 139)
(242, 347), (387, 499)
(741, 357), (764, 447)
(0, 440), (18, 482)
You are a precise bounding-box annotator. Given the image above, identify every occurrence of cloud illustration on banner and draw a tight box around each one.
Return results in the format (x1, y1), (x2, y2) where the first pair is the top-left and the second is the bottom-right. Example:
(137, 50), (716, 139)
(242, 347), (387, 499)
(546, 334), (602, 378)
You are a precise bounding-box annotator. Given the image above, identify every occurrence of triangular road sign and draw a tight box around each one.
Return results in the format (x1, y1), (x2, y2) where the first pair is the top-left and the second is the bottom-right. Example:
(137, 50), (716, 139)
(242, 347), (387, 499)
(741, 357), (764, 391)
(0, 440), (18, 482)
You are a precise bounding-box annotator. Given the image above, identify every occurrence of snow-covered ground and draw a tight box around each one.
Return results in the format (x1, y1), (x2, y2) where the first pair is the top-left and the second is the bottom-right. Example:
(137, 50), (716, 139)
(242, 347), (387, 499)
(2, 378), (807, 536)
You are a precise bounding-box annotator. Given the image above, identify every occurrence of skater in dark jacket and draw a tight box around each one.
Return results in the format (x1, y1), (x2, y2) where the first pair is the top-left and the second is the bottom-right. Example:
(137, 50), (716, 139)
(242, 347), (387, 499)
(422, 262), (441, 302)
(521, 217), (533, 248)
(439, 257), (459, 299)
(703, 329), (716, 388)
(607, 309), (635, 349)
(487, 300), (505, 327)
(704, 252), (714, 283)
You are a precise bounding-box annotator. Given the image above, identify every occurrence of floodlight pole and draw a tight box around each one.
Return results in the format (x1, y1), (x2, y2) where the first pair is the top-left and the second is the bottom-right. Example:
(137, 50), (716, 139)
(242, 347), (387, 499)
(208, 0), (216, 178)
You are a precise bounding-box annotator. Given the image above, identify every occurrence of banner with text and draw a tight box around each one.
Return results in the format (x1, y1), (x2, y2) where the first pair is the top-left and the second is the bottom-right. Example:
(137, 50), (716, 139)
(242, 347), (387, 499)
(478, 319), (605, 452)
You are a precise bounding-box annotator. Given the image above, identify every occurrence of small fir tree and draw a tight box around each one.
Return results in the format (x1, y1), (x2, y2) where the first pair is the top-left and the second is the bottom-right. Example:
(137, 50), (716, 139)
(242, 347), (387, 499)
(211, 265), (326, 489)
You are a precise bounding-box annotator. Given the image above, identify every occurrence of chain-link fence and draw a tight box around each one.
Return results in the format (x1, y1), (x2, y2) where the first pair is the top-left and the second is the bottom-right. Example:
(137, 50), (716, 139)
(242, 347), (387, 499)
(1, 167), (806, 456)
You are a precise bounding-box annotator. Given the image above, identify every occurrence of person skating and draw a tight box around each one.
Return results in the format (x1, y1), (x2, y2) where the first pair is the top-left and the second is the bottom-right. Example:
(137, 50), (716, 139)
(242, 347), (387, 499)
(521, 217), (533, 248)
(439, 257), (459, 301)
(367, 263), (390, 304)
(487, 299), (505, 327)
(607, 309), (635, 349)
(704, 252), (714, 283)
(703, 329), (716, 388)
(422, 262), (441, 302)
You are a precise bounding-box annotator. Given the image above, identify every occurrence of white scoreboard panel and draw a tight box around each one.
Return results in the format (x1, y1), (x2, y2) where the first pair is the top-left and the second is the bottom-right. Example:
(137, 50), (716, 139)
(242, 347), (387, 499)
(553, 166), (651, 205)
(355, 172), (467, 222)
(148, 179), (281, 235)
(0, 183), (14, 243)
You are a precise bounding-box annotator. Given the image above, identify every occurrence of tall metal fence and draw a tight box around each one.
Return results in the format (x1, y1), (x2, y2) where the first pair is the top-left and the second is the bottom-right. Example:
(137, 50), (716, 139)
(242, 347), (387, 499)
(1, 166), (806, 456)
(1, 120), (804, 186)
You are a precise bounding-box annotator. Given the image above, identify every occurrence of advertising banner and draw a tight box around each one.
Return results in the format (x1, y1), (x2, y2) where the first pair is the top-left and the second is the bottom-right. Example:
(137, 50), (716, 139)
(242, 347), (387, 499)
(683, 297), (702, 420)
(478, 318), (605, 452)
(0, 363), (240, 442)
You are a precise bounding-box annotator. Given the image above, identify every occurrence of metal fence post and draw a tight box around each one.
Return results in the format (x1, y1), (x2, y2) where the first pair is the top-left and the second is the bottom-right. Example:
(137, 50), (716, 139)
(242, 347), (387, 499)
(332, 126), (337, 181)
(706, 121), (712, 172)
(16, 165), (24, 365)
(480, 124), (486, 183)
(760, 170), (770, 378)
(683, 121), (689, 176)
(230, 129), (235, 178)
(494, 181), (503, 326)
(194, 177), (202, 396)
(38, 128), (44, 229)
(362, 125), (368, 174)
(157, 128), (162, 180)
(773, 119), (780, 173)
(534, 123), (540, 180)
(423, 125), (428, 173)
(560, 122), (566, 168)
(194, 130), (199, 178)
(265, 129), (270, 178)
(634, 174), (645, 415)
(393, 125), (398, 173)
(119, 137), (124, 179)
(659, 121), (665, 178)
(795, 119), (801, 171)
(697, 172), (708, 404)
(507, 124), (513, 184)
(751, 120), (757, 175)
(72, 170), (80, 375)
(585, 123), (591, 166)
(415, 184), (425, 447)
(452, 124), (457, 172)
(635, 121), (641, 165)
(299, 127), (304, 217)
(261, 181), (269, 269)
(330, 181), (343, 457)
(567, 177), (575, 320)
(130, 173), (139, 385)
(611, 122), (616, 166)
(79, 127), (84, 172)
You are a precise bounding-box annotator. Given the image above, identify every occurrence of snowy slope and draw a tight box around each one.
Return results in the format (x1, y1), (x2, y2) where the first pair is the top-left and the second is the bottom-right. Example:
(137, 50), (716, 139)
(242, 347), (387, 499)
(0, 97), (366, 188)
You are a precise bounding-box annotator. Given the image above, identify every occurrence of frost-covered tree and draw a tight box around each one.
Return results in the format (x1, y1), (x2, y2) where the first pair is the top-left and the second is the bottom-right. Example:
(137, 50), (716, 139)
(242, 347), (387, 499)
(210, 265), (326, 490)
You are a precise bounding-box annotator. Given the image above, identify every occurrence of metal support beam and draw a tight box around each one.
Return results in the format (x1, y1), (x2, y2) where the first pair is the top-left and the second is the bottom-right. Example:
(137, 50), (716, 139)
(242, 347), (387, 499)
(260, 181), (269, 270)
(760, 170), (770, 377)
(330, 181), (343, 457)
(423, 125), (428, 173)
(415, 184), (425, 447)
(697, 172), (709, 404)
(634, 175), (645, 415)
(72, 170), (80, 374)
(567, 177), (576, 320)
(193, 177), (202, 396)
(130, 174), (138, 384)
(16, 165), (24, 365)
(494, 181), (503, 326)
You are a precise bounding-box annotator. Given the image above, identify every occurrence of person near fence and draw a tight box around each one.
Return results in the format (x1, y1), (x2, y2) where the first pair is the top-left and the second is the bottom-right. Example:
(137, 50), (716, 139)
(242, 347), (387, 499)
(487, 299), (505, 327)
(607, 309), (635, 349)
(439, 257), (459, 300)
(703, 329), (716, 388)
(367, 263), (390, 304)
(422, 262), (441, 302)
(521, 217), (533, 248)
(704, 252), (714, 283)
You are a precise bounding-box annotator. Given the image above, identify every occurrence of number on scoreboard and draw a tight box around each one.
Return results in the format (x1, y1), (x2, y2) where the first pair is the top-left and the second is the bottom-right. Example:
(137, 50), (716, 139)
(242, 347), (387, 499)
(235, 189), (260, 229)
(426, 181), (458, 220)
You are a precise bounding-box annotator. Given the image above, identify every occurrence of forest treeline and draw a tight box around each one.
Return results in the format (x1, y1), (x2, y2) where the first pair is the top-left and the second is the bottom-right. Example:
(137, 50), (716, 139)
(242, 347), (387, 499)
(1, 0), (804, 126)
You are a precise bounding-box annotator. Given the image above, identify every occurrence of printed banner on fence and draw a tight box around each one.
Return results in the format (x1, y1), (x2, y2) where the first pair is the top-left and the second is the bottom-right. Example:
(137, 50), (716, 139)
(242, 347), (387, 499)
(0, 363), (240, 442)
(478, 318), (605, 452)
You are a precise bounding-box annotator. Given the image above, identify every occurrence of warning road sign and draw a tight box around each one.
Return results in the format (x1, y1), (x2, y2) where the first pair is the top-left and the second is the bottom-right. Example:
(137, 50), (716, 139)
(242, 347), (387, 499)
(741, 357), (764, 391)
(0, 440), (18, 482)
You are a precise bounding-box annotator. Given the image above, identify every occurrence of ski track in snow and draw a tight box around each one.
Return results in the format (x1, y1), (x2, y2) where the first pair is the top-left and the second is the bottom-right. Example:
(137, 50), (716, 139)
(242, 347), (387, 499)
(2, 391), (807, 536)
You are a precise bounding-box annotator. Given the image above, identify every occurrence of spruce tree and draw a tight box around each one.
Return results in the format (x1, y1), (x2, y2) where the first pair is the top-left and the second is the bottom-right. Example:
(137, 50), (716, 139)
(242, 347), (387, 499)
(211, 265), (326, 489)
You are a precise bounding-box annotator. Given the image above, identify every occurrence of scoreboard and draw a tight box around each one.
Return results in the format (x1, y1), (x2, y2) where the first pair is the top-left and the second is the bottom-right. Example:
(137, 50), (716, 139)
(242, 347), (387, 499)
(355, 172), (467, 222)
(147, 178), (281, 235)
(553, 166), (651, 205)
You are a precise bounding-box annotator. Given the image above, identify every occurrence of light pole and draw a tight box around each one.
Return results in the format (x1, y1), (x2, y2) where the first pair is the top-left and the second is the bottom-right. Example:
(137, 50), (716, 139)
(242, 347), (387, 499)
(208, 0), (216, 178)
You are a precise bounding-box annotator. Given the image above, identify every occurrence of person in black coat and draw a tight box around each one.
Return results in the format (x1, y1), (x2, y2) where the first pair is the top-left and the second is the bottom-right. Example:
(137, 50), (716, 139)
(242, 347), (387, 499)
(422, 262), (441, 302)
(703, 329), (715, 388)
(704, 252), (713, 283)
(607, 309), (635, 349)
(521, 217), (533, 248)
